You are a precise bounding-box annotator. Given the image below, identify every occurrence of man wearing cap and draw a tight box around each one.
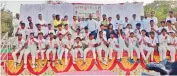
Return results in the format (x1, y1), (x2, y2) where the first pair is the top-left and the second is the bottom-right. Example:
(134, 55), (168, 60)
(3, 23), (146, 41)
(167, 32), (177, 62)
(13, 13), (21, 36)
(16, 23), (28, 40)
(12, 33), (25, 67)
(23, 33), (38, 68)
(46, 31), (57, 66)
(37, 32), (47, 66)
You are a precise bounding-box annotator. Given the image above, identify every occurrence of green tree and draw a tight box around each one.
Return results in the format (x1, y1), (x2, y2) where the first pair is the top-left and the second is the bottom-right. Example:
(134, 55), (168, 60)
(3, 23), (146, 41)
(1, 8), (13, 36)
(144, 1), (177, 27)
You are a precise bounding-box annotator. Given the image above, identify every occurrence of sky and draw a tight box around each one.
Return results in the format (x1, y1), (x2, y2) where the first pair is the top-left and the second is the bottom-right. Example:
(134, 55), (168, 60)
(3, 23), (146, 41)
(2, 0), (154, 16)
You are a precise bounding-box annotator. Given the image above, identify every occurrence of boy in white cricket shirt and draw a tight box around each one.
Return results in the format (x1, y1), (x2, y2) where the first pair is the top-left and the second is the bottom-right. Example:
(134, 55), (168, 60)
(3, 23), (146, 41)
(34, 24), (46, 38)
(158, 21), (167, 35)
(158, 29), (169, 62)
(108, 33), (119, 62)
(26, 22), (36, 39)
(37, 32), (47, 66)
(16, 23), (27, 40)
(146, 32), (158, 62)
(12, 34), (25, 67)
(63, 34), (74, 65)
(127, 32), (140, 63)
(124, 24), (134, 38)
(148, 20), (158, 36)
(46, 31), (57, 66)
(72, 37), (83, 64)
(82, 34), (97, 65)
(138, 30), (151, 61)
(74, 28), (84, 40)
(56, 34), (66, 65)
(96, 31), (109, 65)
(56, 24), (67, 37)
(23, 33), (38, 68)
(117, 32), (129, 62)
(167, 32), (177, 62)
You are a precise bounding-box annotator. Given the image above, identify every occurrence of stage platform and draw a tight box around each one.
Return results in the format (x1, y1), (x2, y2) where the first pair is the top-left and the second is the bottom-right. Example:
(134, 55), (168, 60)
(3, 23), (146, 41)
(0, 50), (176, 75)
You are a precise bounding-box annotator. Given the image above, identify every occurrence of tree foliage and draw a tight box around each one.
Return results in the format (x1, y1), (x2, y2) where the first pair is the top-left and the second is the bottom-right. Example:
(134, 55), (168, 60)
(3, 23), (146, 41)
(144, 1), (177, 26)
(1, 8), (13, 36)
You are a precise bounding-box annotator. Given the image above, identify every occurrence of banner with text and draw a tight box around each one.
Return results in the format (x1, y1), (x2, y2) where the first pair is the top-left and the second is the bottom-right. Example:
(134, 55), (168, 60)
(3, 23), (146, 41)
(73, 4), (101, 19)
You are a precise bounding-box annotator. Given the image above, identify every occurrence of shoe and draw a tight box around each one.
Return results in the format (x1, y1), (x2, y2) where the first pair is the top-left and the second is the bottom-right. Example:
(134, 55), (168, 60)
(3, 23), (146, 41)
(14, 62), (19, 67)
(94, 60), (97, 65)
(117, 59), (122, 62)
(137, 59), (140, 63)
(58, 60), (62, 65)
(128, 59), (134, 64)
(32, 64), (35, 68)
(81, 62), (86, 66)
(102, 61), (107, 66)
(73, 61), (76, 64)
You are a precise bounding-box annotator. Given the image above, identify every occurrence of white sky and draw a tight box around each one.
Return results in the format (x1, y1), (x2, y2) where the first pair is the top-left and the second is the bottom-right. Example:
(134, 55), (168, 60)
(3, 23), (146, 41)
(2, 0), (154, 16)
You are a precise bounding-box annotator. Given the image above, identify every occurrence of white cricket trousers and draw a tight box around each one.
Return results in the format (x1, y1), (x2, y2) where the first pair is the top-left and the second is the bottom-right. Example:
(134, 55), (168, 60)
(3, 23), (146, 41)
(71, 48), (83, 62)
(145, 47), (154, 61)
(96, 45), (109, 62)
(58, 48), (68, 64)
(139, 45), (152, 60)
(24, 45), (37, 65)
(36, 49), (45, 60)
(12, 48), (24, 63)
(158, 46), (167, 61)
(168, 46), (176, 62)
(128, 46), (140, 59)
(83, 47), (96, 62)
(108, 46), (123, 60)
(46, 48), (56, 61)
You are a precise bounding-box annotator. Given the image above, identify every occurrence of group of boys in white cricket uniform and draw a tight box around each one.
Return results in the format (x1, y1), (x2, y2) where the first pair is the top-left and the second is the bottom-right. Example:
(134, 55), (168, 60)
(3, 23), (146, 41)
(12, 13), (177, 68)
